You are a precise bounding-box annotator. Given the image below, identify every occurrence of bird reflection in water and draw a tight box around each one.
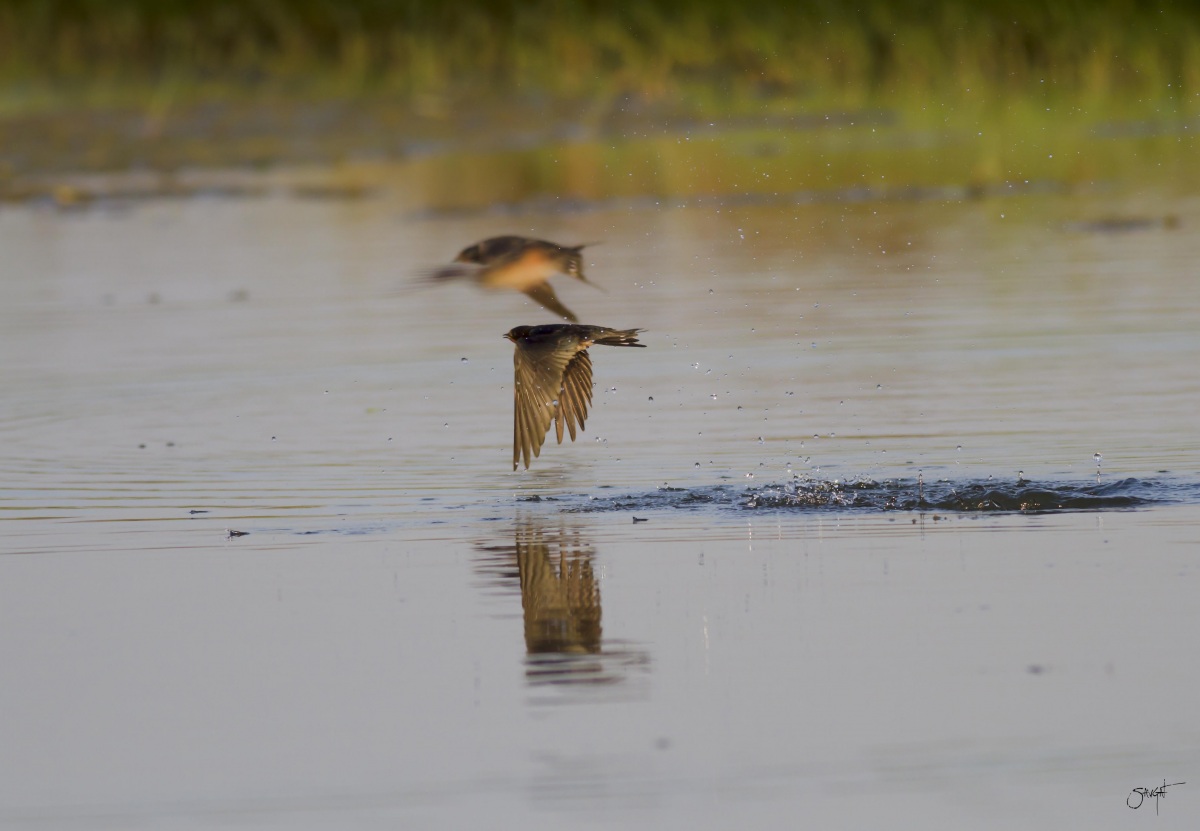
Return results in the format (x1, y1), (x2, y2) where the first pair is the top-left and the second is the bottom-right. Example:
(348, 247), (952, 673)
(475, 517), (649, 698)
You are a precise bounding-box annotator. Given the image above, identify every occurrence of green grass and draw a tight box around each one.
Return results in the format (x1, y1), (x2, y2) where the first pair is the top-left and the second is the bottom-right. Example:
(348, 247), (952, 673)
(2, 0), (1199, 115)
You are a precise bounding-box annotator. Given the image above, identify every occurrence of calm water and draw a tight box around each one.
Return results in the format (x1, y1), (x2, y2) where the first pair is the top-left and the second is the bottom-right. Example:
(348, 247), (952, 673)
(2, 160), (1199, 828)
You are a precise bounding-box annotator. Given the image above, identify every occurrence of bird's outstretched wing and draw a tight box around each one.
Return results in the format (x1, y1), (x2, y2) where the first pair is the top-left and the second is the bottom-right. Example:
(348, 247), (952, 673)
(513, 338), (578, 469)
(522, 281), (579, 322)
(554, 350), (593, 443)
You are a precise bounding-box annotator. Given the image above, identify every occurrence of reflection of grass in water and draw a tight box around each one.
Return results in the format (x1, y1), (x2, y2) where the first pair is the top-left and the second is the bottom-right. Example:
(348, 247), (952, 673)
(1, 0), (1198, 115)
(408, 123), (1200, 214)
(10, 116), (1194, 212)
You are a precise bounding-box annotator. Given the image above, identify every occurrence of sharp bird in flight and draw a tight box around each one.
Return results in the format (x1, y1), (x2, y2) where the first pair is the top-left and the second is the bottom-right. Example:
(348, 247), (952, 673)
(504, 324), (645, 470)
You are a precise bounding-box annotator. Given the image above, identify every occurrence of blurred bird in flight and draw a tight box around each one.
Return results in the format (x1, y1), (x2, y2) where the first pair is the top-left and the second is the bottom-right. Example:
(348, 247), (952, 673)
(422, 236), (600, 322)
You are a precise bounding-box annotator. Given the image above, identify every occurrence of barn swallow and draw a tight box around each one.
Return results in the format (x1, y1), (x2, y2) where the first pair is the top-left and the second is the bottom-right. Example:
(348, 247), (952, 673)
(424, 236), (599, 322)
(505, 324), (645, 470)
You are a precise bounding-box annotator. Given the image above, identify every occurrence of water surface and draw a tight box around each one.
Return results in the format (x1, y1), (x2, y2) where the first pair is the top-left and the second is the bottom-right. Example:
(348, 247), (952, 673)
(2, 162), (1199, 828)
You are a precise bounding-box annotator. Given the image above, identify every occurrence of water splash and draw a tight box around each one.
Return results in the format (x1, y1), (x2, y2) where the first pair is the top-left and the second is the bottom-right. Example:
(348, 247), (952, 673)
(564, 476), (1183, 515)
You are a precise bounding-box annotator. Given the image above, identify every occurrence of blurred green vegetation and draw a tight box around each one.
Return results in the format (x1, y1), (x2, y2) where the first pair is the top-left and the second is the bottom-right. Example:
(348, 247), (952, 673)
(2, 0), (1199, 115)
(4, 0), (1199, 190)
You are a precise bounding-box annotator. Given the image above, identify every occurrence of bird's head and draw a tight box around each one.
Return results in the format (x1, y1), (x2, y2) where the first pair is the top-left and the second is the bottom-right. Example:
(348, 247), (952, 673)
(504, 325), (533, 343)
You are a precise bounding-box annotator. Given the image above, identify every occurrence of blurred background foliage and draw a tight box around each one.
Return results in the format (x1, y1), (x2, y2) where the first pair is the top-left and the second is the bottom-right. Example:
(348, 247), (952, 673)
(3, 0), (1199, 189)
(2, 0), (1199, 113)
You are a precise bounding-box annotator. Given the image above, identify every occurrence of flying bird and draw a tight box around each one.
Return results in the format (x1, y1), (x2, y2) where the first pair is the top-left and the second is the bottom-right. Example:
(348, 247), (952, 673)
(423, 236), (599, 322)
(505, 324), (645, 470)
